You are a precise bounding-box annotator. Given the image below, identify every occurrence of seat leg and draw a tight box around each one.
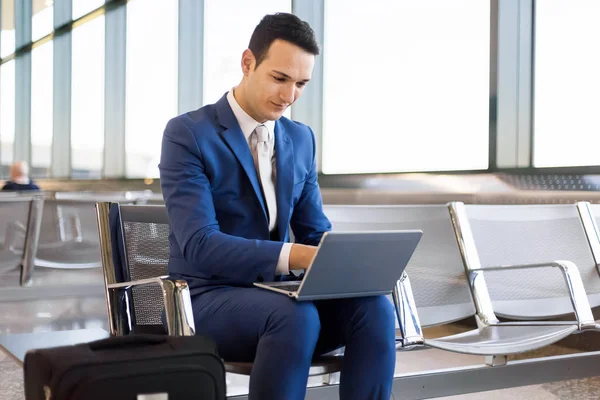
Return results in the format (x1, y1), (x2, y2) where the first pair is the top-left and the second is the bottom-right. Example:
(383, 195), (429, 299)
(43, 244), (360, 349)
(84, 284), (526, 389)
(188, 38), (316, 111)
(485, 355), (507, 366)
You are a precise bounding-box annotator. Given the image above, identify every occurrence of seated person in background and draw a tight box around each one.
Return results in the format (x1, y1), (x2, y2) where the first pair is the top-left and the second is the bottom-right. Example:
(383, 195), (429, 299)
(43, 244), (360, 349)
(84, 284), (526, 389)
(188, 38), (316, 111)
(160, 13), (396, 400)
(2, 161), (40, 191)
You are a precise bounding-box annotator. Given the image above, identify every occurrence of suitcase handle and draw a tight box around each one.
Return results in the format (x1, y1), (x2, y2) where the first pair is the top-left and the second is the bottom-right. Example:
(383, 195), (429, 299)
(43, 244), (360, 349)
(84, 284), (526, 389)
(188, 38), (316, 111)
(89, 335), (167, 351)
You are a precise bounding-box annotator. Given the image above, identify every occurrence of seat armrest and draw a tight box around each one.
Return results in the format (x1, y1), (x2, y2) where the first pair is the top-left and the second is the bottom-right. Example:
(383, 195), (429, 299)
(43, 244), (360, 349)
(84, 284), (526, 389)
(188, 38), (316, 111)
(392, 271), (425, 349)
(471, 260), (595, 330)
(107, 276), (196, 336)
(107, 275), (170, 289)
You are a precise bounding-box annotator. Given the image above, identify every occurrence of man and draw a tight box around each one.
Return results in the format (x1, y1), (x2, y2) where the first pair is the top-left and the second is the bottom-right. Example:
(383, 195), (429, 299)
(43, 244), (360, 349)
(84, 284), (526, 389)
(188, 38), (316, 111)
(160, 13), (395, 400)
(2, 161), (40, 191)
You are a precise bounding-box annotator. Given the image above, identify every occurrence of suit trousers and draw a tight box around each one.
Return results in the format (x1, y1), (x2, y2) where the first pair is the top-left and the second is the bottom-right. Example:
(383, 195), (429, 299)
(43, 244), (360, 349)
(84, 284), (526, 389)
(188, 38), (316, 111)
(191, 286), (397, 400)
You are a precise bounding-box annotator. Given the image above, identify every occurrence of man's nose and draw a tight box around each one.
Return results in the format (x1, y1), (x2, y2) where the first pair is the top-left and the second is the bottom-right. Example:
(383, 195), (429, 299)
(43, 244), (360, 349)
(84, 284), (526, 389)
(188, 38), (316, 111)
(280, 84), (295, 104)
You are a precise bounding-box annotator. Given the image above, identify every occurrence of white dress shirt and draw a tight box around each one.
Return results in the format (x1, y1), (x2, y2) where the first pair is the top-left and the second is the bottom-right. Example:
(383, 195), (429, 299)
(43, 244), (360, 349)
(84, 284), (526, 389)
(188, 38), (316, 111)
(227, 89), (292, 275)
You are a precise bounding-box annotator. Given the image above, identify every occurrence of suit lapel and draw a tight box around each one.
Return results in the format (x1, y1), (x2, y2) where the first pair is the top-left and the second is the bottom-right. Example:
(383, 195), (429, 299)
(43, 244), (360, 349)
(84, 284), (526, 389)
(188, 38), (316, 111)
(275, 121), (294, 241)
(215, 95), (268, 222)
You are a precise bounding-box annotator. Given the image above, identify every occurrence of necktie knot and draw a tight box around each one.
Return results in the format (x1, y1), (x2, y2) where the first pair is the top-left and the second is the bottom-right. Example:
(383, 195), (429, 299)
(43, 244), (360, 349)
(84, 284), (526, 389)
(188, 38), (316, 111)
(255, 124), (269, 143)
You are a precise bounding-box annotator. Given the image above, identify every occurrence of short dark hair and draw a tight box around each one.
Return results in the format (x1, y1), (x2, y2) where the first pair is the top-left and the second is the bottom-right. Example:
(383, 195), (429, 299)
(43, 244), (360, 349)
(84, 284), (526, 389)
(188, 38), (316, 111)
(249, 13), (320, 68)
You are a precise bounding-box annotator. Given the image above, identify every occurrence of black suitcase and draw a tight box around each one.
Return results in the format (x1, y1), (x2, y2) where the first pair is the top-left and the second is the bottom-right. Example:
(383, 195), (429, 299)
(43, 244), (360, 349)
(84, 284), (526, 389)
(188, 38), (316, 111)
(24, 334), (226, 400)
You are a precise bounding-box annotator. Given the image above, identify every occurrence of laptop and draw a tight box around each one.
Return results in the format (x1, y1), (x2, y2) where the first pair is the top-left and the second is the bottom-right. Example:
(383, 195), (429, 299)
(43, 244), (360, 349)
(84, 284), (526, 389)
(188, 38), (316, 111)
(254, 230), (422, 301)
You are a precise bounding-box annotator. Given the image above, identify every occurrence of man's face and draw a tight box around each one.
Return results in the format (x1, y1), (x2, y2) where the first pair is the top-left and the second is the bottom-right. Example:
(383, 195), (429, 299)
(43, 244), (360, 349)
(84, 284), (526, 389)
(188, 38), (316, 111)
(242, 39), (315, 122)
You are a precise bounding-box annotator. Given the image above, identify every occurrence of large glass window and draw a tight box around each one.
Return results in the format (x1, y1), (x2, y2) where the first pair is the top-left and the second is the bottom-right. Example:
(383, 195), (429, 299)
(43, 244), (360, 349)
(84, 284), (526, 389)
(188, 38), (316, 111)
(31, 41), (53, 177)
(32, 0), (53, 42)
(71, 16), (105, 178)
(0, 60), (15, 175)
(533, 1), (600, 167)
(1, 0), (15, 58)
(203, 0), (291, 107)
(322, 0), (490, 174)
(125, 0), (178, 178)
(72, 0), (105, 20)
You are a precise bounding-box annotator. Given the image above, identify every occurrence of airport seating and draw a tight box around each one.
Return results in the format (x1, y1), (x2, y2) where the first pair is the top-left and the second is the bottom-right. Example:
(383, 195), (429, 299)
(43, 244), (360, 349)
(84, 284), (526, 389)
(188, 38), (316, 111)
(95, 202), (343, 379)
(91, 201), (600, 399)
(98, 202), (596, 359)
(0, 195), (107, 300)
(33, 192), (154, 270)
(33, 199), (103, 269)
(455, 202), (600, 321)
(323, 204), (593, 359)
(1, 191), (162, 287)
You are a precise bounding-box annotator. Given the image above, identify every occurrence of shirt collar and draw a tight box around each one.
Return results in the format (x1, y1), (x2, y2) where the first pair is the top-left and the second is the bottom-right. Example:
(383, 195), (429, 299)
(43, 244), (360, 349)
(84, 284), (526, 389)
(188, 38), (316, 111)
(227, 88), (275, 143)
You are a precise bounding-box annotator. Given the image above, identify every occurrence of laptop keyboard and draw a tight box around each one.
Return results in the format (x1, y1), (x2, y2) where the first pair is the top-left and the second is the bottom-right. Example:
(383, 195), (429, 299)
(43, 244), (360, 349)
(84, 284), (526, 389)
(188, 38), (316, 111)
(271, 282), (302, 292)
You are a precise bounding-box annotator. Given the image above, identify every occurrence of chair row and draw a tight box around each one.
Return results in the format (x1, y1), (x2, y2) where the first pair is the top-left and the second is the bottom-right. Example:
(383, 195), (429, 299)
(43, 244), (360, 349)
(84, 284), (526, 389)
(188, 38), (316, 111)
(97, 202), (600, 366)
(0, 194), (135, 287)
(324, 202), (600, 365)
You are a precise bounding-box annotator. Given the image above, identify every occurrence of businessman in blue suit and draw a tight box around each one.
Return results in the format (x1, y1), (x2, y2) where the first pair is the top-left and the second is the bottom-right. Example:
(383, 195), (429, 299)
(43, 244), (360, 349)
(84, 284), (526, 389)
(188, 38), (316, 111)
(160, 13), (396, 400)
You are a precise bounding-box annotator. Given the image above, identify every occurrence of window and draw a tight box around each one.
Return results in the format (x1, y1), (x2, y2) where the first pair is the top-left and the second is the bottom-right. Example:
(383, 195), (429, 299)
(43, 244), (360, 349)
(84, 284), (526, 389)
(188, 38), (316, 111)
(31, 41), (53, 177)
(72, 0), (105, 20)
(32, 0), (53, 42)
(322, 0), (490, 174)
(0, 60), (15, 175)
(71, 16), (105, 178)
(533, 1), (600, 167)
(203, 0), (291, 112)
(1, 0), (15, 58)
(125, 0), (178, 178)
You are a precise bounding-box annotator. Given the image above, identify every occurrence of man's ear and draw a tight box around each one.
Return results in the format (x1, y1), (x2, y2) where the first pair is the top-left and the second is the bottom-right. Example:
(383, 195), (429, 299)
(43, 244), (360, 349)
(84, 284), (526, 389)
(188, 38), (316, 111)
(241, 49), (255, 76)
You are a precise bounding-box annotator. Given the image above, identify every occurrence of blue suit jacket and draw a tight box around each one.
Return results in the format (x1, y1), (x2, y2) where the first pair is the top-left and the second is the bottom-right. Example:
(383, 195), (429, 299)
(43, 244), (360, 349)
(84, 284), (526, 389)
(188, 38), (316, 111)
(159, 94), (331, 293)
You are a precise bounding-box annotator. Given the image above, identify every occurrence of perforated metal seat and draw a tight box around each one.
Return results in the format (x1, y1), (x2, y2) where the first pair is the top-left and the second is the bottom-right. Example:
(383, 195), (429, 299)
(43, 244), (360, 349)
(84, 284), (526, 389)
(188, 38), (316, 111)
(96, 202), (343, 378)
(323, 204), (593, 358)
(461, 203), (600, 320)
(120, 214), (172, 331)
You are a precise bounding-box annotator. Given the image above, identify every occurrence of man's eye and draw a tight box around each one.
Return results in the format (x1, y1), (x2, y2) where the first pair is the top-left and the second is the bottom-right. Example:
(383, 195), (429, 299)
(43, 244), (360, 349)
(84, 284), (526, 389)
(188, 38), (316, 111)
(296, 82), (306, 88)
(273, 76), (285, 82)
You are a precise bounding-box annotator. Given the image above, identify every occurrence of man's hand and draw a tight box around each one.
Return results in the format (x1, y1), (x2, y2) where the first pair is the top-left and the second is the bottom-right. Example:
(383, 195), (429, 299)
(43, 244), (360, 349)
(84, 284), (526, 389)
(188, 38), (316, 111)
(289, 244), (318, 270)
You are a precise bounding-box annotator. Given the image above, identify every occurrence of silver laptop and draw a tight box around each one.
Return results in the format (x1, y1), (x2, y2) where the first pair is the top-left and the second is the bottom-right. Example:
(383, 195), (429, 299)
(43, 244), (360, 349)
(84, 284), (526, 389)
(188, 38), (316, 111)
(254, 230), (422, 301)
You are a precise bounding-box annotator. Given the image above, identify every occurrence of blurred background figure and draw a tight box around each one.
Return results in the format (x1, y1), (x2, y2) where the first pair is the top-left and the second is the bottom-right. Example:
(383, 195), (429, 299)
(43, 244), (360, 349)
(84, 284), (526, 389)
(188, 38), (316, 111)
(2, 161), (40, 191)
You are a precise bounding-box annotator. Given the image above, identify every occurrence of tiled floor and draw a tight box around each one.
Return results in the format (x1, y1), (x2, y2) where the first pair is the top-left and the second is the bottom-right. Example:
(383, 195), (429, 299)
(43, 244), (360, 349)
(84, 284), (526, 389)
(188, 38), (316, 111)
(0, 297), (107, 335)
(2, 290), (600, 399)
(0, 294), (108, 400)
(0, 265), (105, 289)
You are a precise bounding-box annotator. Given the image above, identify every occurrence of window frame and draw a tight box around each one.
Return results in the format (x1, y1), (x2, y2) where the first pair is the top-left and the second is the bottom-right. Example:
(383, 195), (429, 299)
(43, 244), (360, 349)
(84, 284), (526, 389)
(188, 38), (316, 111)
(1, 0), (599, 182)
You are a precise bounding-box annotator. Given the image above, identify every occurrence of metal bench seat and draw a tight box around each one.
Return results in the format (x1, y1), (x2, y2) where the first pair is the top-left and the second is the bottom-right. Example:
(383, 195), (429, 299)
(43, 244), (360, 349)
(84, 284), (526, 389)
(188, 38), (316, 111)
(457, 202), (600, 322)
(426, 324), (578, 355)
(225, 356), (343, 376)
(95, 202), (344, 385)
(323, 204), (594, 363)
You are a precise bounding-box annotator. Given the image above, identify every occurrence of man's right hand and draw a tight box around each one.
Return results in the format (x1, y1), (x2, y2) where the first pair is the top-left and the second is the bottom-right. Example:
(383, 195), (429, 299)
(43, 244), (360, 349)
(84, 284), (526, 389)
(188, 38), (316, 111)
(289, 244), (318, 270)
